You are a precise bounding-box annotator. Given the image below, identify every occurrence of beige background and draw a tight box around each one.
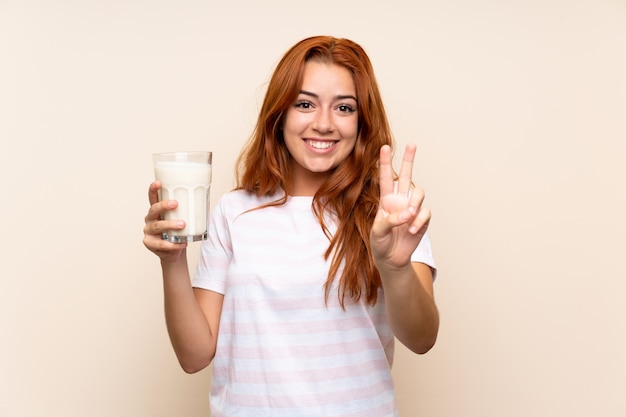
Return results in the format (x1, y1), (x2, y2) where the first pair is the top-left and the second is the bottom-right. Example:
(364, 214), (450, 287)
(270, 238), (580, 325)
(1, 0), (625, 416)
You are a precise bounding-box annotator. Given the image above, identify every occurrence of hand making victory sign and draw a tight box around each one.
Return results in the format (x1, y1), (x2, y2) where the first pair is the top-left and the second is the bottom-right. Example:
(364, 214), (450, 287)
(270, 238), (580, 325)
(370, 143), (431, 269)
(370, 143), (438, 354)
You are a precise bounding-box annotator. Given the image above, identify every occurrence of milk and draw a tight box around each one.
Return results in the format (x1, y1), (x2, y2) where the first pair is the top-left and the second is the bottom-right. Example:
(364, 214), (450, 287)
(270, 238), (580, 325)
(154, 159), (212, 242)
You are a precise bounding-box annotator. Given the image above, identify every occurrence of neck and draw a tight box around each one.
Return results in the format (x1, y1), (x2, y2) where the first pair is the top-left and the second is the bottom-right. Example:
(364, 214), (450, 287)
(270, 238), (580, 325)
(290, 165), (329, 196)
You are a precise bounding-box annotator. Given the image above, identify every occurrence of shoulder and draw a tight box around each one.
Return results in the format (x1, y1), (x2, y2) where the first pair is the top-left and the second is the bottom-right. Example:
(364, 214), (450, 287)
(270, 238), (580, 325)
(215, 189), (286, 216)
(218, 189), (283, 204)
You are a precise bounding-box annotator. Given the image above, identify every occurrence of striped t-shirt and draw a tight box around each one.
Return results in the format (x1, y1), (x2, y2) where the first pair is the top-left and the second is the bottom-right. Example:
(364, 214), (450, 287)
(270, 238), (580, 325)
(193, 190), (436, 417)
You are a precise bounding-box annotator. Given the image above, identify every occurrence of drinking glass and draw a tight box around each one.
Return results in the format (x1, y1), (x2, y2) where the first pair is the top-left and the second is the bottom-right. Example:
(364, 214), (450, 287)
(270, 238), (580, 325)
(153, 151), (212, 242)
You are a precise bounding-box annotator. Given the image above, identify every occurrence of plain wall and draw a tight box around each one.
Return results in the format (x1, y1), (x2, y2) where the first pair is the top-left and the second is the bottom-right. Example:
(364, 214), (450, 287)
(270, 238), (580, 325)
(1, 0), (625, 416)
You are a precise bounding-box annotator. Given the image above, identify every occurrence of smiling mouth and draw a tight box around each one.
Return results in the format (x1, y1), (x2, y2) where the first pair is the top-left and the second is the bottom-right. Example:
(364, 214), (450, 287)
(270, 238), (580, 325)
(305, 139), (337, 149)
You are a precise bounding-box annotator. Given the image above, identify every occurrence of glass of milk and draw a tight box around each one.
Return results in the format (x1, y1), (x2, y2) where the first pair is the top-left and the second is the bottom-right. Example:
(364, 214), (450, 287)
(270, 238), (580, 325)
(153, 151), (212, 243)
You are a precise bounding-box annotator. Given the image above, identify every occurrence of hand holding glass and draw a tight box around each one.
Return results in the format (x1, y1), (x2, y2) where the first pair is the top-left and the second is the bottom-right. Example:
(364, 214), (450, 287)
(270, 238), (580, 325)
(153, 151), (212, 243)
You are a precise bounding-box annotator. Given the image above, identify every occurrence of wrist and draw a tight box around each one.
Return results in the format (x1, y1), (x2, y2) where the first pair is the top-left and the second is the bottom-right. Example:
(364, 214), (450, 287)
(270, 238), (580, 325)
(374, 254), (412, 274)
(377, 261), (415, 285)
(160, 250), (188, 271)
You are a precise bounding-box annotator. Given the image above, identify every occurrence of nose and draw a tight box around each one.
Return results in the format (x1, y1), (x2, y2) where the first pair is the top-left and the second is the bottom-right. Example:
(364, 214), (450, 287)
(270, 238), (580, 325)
(312, 108), (334, 134)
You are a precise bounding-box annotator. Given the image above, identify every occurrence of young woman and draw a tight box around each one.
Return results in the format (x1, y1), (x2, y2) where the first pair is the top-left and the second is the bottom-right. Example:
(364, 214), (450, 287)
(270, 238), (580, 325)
(143, 35), (439, 416)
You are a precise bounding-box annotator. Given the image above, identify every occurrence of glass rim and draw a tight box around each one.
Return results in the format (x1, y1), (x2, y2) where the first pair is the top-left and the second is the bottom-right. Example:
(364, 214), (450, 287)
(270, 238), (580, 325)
(152, 151), (212, 164)
(152, 151), (212, 156)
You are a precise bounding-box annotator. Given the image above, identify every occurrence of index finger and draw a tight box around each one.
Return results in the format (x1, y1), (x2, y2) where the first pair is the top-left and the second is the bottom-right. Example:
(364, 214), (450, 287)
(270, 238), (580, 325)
(379, 145), (395, 196)
(148, 180), (161, 205)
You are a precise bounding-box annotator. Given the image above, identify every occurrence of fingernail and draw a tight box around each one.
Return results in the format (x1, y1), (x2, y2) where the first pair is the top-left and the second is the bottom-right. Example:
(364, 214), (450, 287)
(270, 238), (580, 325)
(408, 206), (416, 214)
(176, 221), (185, 228)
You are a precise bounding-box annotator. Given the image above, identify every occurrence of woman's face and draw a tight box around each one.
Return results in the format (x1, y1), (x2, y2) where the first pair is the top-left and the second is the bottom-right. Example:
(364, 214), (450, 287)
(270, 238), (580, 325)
(282, 61), (359, 195)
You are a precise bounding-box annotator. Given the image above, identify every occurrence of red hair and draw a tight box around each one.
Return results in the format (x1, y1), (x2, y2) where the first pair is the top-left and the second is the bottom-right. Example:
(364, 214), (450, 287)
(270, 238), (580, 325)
(235, 36), (394, 306)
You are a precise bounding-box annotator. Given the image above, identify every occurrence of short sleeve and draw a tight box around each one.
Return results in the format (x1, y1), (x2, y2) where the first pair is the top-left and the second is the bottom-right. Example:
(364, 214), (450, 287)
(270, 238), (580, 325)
(411, 230), (437, 280)
(193, 197), (233, 294)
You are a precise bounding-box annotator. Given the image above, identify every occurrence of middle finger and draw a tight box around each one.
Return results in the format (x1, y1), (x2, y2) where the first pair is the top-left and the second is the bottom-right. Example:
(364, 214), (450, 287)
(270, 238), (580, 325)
(145, 199), (177, 223)
(397, 144), (416, 195)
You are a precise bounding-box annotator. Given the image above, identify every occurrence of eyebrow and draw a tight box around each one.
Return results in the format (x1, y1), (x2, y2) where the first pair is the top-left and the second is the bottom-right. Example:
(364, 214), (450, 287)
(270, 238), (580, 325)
(299, 90), (358, 102)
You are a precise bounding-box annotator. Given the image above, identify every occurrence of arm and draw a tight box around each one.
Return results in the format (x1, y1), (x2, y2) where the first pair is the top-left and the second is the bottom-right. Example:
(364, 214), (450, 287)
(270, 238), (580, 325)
(370, 144), (439, 354)
(378, 261), (439, 354)
(144, 181), (223, 373)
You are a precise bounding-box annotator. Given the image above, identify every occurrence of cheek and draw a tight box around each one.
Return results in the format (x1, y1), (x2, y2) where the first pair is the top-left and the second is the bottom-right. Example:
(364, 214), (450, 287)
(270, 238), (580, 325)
(340, 118), (359, 140)
(283, 112), (308, 133)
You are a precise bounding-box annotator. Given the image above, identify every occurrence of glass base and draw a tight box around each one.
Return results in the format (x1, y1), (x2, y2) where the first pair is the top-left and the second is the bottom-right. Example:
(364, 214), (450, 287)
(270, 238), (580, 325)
(162, 231), (207, 243)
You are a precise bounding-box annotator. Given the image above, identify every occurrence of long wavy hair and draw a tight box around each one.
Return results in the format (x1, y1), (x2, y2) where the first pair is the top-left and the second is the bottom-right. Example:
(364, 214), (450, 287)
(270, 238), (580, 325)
(235, 36), (394, 306)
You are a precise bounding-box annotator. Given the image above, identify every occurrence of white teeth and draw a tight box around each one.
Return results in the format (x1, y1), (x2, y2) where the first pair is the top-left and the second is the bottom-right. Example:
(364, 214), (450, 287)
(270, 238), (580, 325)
(307, 140), (335, 149)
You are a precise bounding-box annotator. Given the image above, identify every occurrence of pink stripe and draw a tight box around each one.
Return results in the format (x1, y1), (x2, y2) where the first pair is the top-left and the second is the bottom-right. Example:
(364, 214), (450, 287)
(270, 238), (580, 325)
(215, 337), (387, 362)
(226, 294), (327, 311)
(223, 291), (386, 312)
(199, 254), (230, 269)
(212, 357), (389, 383)
(219, 314), (388, 335)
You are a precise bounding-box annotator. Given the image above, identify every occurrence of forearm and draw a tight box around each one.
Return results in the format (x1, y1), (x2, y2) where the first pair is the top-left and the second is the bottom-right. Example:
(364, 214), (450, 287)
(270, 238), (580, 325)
(161, 253), (216, 373)
(379, 263), (439, 354)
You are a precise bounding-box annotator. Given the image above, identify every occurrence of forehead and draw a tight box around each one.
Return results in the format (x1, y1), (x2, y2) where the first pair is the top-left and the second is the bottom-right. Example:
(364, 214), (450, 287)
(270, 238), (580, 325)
(300, 61), (356, 96)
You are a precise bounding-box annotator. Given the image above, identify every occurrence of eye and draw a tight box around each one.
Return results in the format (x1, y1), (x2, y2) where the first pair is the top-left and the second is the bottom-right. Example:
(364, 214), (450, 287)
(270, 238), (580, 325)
(294, 100), (313, 110)
(337, 104), (356, 114)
